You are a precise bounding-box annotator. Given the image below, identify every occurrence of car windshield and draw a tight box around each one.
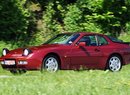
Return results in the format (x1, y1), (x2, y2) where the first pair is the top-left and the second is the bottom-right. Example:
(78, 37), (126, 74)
(44, 33), (80, 45)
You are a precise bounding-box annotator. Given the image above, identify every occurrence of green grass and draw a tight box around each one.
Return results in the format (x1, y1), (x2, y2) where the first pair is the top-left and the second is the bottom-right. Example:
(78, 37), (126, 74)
(0, 65), (130, 95)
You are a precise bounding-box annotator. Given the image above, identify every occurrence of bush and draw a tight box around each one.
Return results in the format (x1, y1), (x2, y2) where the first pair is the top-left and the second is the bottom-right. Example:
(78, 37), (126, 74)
(0, 0), (30, 41)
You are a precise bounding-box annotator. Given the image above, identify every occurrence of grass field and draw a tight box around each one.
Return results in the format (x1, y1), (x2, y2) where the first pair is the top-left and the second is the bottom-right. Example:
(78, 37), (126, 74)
(0, 64), (130, 95)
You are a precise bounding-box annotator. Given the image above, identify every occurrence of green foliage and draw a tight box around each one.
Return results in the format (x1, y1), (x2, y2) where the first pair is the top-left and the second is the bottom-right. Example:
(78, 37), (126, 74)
(118, 22), (130, 42)
(0, 0), (30, 41)
(1, 0), (130, 48)
(80, 22), (102, 33)
(99, 0), (130, 37)
(76, 0), (103, 12)
(60, 0), (130, 36)
(118, 33), (130, 42)
(126, 22), (130, 34)
(63, 0), (103, 32)
(29, 23), (54, 46)
(64, 5), (82, 32)
(43, 2), (63, 34)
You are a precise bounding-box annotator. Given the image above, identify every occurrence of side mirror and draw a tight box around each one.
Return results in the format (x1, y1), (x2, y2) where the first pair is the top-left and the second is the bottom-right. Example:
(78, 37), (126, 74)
(78, 42), (86, 47)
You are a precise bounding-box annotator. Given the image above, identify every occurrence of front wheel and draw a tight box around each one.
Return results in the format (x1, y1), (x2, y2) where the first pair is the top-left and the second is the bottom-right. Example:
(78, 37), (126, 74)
(10, 69), (26, 74)
(107, 55), (122, 72)
(42, 55), (60, 72)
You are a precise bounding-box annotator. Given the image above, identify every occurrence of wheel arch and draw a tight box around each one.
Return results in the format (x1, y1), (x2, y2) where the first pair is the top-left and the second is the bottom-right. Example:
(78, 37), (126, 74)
(105, 53), (124, 71)
(42, 52), (61, 68)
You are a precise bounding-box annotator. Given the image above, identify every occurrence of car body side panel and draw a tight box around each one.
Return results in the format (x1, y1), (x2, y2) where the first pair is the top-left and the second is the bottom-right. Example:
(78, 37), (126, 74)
(69, 46), (104, 69)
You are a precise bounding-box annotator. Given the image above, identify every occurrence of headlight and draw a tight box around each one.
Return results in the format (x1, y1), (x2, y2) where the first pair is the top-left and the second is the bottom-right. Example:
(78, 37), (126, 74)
(2, 48), (9, 56)
(23, 48), (32, 56)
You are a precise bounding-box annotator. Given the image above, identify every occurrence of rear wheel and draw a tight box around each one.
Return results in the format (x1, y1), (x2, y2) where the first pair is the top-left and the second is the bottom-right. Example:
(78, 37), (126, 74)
(42, 55), (60, 72)
(107, 55), (122, 72)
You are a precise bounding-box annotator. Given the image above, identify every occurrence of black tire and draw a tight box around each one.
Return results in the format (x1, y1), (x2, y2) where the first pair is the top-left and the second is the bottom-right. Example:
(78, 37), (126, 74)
(41, 55), (60, 72)
(10, 69), (27, 74)
(106, 55), (122, 72)
(10, 69), (18, 74)
(18, 69), (27, 74)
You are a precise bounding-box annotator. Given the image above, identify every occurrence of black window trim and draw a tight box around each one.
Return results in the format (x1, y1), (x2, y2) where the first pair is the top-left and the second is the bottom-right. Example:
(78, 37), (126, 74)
(96, 35), (108, 46)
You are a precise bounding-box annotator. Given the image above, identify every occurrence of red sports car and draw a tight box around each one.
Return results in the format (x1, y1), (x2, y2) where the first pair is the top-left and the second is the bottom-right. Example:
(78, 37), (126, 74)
(0, 32), (130, 73)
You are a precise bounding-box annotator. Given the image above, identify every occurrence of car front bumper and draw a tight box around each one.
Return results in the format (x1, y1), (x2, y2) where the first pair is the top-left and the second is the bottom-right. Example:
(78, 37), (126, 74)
(0, 58), (28, 70)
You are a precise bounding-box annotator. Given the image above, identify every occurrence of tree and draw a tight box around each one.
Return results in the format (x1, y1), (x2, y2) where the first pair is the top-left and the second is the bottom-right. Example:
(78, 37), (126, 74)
(0, 0), (30, 41)
(99, 0), (130, 36)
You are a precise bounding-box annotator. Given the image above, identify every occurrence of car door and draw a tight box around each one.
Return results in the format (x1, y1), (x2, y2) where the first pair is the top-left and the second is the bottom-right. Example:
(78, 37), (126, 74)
(70, 35), (103, 69)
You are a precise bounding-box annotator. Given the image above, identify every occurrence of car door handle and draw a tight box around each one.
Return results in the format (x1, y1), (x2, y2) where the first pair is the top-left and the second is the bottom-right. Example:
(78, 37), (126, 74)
(95, 48), (100, 52)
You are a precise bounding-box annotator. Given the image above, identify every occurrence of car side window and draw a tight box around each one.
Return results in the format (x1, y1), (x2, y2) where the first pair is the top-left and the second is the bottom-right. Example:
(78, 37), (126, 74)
(78, 35), (98, 46)
(67, 34), (80, 44)
(97, 36), (108, 46)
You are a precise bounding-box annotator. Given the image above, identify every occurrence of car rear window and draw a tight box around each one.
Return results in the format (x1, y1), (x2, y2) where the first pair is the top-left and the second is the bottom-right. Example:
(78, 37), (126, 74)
(107, 36), (123, 43)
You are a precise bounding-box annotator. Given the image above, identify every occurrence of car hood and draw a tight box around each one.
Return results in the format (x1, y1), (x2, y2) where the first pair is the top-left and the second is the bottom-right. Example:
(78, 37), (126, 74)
(29, 44), (64, 51)
(5, 44), (65, 56)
